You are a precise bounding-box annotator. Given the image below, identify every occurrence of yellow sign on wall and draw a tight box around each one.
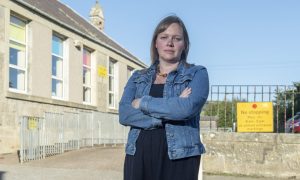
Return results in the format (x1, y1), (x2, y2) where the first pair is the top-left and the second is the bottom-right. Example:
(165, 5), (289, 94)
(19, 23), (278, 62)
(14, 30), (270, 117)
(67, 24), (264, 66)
(98, 66), (107, 78)
(237, 102), (273, 132)
(28, 117), (38, 130)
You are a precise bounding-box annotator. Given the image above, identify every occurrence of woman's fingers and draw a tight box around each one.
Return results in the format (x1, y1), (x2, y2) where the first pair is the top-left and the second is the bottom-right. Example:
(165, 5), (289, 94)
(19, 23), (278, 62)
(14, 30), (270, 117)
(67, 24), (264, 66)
(180, 87), (192, 98)
(131, 98), (141, 109)
(180, 88), (191, 97)
(182, 87), (191, 94)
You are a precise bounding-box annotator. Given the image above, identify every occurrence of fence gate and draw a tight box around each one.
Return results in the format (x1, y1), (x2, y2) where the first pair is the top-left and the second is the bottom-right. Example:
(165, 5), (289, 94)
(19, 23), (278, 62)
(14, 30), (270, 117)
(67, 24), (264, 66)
(20, 116), (44, 163)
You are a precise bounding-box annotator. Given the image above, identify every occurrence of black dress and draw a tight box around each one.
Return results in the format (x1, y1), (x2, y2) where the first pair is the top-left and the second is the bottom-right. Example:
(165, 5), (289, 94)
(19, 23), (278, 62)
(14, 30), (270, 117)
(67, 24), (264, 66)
(124, 84), (200, 180)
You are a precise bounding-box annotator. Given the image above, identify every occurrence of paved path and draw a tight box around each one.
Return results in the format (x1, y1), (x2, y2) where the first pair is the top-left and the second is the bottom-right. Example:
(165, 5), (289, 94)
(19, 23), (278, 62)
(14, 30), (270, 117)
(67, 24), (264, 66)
(0, 147), (289, 180)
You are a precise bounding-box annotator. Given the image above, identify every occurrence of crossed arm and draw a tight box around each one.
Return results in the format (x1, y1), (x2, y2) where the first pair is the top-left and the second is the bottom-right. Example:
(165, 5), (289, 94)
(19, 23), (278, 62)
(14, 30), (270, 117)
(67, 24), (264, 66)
(132, 87), (191, 108)
(119, 68), (209, 127)
(119, 72), (162, 129)
(119, 76), (191, 128)
(134, 68), (209, 121)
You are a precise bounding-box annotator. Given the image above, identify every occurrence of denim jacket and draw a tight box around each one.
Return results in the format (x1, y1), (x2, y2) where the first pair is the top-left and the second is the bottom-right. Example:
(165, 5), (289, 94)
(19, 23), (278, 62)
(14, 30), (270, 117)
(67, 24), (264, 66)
(119, 61), (209, 160)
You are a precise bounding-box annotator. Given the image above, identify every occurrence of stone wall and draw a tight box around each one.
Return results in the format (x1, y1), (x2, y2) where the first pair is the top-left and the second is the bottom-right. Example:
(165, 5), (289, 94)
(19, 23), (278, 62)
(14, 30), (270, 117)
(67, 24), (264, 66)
(202, 132), (300, 178)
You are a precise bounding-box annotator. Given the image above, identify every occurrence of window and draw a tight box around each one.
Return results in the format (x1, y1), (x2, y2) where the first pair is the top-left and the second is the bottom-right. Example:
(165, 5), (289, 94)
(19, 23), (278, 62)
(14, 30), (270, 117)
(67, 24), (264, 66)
(127, 66), (134, 80)
(83, 47), (92, 103)
(108, 59), (117, 108)
(9, 15), (27, 92)
(52, 34), (64, 98)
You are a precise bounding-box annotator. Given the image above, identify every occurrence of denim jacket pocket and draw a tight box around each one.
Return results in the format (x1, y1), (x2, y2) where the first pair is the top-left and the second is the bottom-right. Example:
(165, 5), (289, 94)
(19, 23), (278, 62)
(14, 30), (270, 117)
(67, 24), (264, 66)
(189, 127), (201, 145)
(133, 76), (149, 98)
(174, 124), (201, 148)
(173, 74), (193, 96)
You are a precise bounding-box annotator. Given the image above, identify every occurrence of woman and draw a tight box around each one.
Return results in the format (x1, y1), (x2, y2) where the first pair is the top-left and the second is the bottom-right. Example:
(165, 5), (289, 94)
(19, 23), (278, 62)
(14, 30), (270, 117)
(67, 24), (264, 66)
(119, 15), (209, 180)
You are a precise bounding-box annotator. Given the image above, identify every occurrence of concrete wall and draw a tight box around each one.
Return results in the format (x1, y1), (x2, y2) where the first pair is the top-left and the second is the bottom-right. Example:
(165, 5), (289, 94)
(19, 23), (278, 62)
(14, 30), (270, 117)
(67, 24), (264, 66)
(29, 20), (52, 98)
(202, 132), (300, 178)
(0, 5), (6, 98)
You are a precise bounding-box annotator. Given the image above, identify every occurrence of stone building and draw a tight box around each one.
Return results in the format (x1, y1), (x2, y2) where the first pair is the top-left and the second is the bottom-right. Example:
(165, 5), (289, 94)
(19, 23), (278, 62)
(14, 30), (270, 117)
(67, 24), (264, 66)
(0, 0), (146, 154)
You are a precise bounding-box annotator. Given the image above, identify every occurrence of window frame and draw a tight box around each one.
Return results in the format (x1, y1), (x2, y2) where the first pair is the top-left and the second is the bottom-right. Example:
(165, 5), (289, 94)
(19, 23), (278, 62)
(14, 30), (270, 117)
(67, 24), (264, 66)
(108, 58), (117, 109)
(127, 66), (134, 80)
(8, 14), (28, 93)
(83, 46), (93, 104)
(51, 33), (66, 100)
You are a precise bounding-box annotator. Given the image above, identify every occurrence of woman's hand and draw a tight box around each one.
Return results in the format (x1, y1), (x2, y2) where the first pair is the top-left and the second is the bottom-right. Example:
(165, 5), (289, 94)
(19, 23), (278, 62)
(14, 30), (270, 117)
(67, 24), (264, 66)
(132, 98), (141, 109)
(180, 87), (192, 98)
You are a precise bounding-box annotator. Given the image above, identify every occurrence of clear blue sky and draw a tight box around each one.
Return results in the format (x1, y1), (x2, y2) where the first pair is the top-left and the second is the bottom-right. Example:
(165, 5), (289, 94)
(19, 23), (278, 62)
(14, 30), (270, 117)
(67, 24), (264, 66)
(60, 0), (300, 86)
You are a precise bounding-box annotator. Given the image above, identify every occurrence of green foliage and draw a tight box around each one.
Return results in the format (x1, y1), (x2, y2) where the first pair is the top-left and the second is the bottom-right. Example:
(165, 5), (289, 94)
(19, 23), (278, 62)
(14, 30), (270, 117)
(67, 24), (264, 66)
(203, 99), (242, 129)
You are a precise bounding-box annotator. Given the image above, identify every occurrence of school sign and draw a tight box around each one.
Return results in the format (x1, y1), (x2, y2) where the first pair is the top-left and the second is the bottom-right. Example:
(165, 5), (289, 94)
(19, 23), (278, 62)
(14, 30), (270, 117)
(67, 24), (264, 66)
(237, 102), (273, 132)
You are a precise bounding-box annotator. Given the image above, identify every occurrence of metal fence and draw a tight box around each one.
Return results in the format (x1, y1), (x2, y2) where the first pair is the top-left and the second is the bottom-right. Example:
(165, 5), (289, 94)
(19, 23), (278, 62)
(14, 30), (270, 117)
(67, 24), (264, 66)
(204, 85), (300, 133)
(20, 111), (129, 163)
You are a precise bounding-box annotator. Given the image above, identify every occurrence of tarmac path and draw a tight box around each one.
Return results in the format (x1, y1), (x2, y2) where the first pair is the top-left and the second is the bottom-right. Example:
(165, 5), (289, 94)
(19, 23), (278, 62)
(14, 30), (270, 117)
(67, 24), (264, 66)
(0, 146), (289, 180)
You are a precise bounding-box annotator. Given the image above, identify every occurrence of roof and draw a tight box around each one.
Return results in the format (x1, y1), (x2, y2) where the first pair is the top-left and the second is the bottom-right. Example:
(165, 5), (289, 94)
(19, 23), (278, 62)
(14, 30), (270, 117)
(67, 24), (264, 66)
(12, 0), (147, 67)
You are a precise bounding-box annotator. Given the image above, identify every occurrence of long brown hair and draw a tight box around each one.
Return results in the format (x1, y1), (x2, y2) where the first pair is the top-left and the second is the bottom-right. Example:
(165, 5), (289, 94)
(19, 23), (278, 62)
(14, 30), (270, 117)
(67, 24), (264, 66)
(150, 15), (190, 65)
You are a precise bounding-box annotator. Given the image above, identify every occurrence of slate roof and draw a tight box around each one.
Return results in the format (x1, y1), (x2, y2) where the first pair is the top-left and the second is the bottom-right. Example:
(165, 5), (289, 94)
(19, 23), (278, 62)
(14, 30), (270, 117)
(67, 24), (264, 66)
(12, 0), (147, 67)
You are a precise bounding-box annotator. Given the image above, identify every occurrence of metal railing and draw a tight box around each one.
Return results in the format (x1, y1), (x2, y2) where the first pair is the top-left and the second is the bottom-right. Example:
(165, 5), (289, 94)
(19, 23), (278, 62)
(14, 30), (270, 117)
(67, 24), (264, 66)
(203, 85), (300, 133)
(20, 116), (44, 162)
(20, 111), (129, 163)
